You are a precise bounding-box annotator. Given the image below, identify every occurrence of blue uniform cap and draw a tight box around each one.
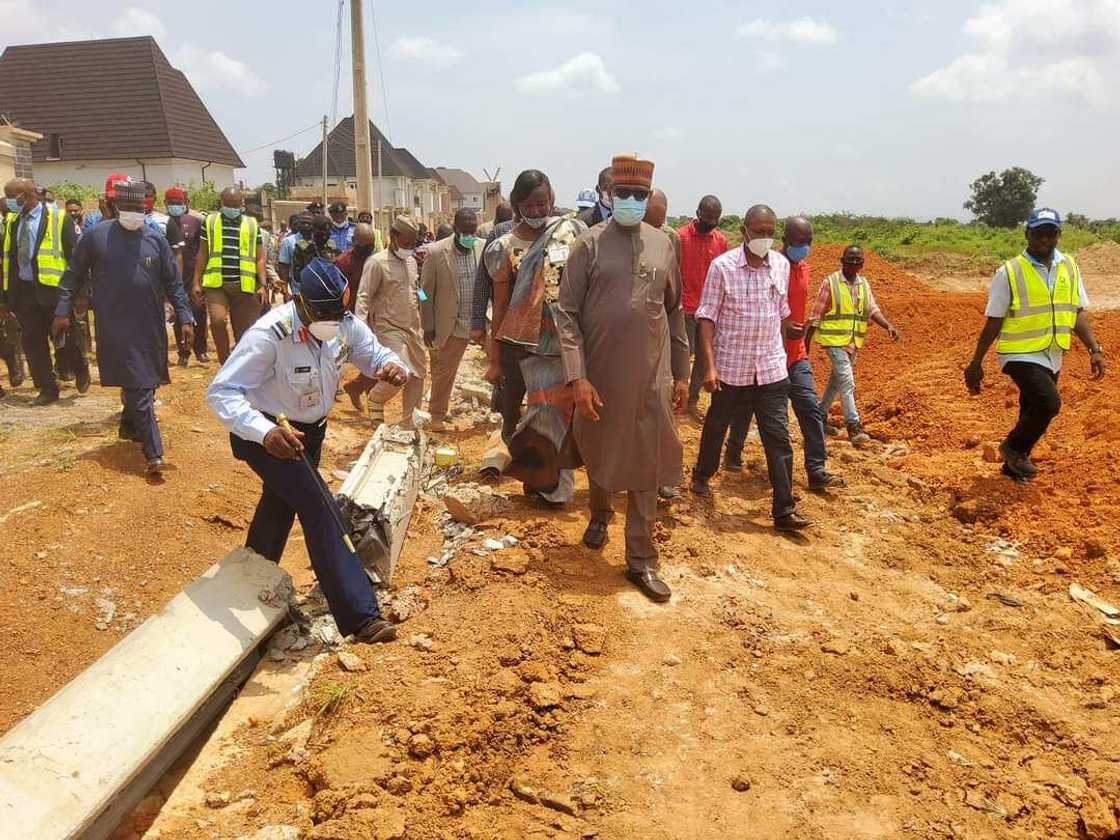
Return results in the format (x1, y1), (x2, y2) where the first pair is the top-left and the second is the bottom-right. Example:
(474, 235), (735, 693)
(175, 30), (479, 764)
(299, 257), (347, 308)
(575, 188), (597, 209)
(1026, 207), (1062, 229)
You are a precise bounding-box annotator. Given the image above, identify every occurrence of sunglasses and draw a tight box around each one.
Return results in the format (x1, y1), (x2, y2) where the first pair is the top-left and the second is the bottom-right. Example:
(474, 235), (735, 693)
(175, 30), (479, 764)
(614, 187), (650, 201)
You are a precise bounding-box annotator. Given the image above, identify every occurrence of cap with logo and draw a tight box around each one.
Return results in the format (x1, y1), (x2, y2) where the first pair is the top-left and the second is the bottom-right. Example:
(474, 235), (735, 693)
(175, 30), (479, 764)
(1026, 208), (1062, 230)
(575, 189), (597, 209)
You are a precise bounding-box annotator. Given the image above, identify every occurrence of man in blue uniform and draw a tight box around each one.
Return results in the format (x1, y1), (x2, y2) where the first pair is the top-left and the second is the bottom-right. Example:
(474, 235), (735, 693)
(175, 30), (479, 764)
(327, 201), (356, 253)
(206, 258), (409, 643)
(54, 178), (194, 476)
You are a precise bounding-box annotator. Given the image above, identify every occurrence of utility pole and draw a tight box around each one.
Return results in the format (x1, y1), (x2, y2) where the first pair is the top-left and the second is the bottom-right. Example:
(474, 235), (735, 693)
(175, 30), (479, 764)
(350, 0), (374, 214)
(377, 138), (382, 215)
(320, 115), (328, 208)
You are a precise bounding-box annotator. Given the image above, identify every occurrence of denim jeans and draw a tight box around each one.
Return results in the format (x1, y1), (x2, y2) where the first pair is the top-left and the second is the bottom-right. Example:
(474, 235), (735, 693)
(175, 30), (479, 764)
(726, 359), (828, 480)
(693, 378), (795, 519)
(819, 347), (859, 426)
(684, 314), (704, 405)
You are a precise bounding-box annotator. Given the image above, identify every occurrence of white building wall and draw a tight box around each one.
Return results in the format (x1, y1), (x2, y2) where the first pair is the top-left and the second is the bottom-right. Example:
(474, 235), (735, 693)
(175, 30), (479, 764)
(34, 158), (238, 191)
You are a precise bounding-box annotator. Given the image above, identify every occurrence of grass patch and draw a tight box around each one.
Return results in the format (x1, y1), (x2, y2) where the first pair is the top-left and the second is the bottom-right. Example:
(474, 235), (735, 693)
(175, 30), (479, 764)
(310, 680), (352, 719)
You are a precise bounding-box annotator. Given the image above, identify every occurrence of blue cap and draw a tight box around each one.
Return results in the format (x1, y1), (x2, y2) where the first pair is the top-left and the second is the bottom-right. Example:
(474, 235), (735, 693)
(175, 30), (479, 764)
(1026, 208), (1062, 229)
(575, 188), (597, 209)
(299, 257), (347, 306)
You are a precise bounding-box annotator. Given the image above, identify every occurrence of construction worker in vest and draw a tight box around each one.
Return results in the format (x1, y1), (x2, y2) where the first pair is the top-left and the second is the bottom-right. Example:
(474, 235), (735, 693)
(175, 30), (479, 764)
(965, 208), (1105, 480)
(0, 201), (28, 396)
(805, 245), (899, 446)
(1, 178), (89, 405)
(190, 187), (267, 364)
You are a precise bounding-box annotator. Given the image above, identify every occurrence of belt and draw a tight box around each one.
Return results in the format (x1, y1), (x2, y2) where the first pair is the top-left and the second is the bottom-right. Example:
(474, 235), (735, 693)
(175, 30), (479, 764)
(262, 411), (327, 434)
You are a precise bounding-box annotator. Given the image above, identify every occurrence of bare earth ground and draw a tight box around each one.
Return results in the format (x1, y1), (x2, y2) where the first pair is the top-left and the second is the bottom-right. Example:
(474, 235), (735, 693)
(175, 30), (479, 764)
(2, 254), (1119, 840)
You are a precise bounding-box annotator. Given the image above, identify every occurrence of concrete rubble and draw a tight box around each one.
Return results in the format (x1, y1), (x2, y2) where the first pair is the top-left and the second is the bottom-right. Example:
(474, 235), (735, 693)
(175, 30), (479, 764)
(443, 482), (511, 525)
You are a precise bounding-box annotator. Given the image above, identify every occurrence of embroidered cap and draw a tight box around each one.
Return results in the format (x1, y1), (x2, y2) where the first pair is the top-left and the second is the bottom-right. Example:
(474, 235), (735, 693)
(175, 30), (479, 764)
(611, 154), (654, 189)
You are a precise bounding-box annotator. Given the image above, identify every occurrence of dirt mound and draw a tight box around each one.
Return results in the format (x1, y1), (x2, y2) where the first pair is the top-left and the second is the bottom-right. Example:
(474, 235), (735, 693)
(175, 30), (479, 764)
(1074, 240), (1120, 275)
(807, 245), (1120, 578)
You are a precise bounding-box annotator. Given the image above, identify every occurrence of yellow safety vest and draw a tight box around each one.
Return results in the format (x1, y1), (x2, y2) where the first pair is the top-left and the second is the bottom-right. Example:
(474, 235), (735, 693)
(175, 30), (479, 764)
(1, 204), (66, 290)
(203, 213), (259, 292)
(0, 213), (14, 292)
(815, 271), (869, 349)
(996, 253), (1080, 354)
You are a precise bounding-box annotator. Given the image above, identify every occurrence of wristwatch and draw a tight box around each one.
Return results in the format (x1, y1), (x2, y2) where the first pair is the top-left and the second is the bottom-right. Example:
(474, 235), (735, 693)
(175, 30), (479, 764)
(1090, 345), (1104, 355)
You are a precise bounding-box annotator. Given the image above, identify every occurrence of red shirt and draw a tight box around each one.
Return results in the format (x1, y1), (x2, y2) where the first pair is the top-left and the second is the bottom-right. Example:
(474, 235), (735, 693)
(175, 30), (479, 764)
(334, 248), (369, 313)
(676, 220), (728, 314)
(784, 258), (810, 366)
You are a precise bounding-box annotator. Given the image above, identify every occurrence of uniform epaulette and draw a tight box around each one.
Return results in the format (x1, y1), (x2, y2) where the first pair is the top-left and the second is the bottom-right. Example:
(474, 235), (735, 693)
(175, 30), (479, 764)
(271, 317), (293, 341)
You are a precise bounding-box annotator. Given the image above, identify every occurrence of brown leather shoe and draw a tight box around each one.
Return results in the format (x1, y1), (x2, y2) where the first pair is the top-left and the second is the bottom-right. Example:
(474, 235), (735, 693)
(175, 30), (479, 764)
(774, 512), (811, 532)
(626, 568), (671, 602)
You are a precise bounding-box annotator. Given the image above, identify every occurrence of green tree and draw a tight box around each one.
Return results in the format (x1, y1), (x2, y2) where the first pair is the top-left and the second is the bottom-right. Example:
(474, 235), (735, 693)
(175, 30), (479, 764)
(963, 167), (1044, 227)
(184, 179), (221, 211)
(47, 180), (100, 204)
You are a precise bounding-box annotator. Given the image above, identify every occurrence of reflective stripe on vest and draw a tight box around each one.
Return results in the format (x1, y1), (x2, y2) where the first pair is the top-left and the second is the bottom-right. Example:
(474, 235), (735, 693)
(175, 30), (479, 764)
(202, 214), (259, 292)
(1, 206), (65, 289)
(815, 272), (869, 349)
(996, 254), (1080, 354)
(0, 214), (15, 292)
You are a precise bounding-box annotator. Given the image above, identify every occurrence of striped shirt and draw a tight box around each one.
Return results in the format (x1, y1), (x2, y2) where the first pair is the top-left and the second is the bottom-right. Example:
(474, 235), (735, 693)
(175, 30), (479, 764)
(695, 247), (791, 387)
(201, 214), (260, 286)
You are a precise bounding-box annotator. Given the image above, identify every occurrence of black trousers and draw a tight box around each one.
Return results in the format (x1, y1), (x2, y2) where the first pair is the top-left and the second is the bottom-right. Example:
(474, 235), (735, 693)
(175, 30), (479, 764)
(230, 420), (381, 636)
(693, 378), (795, 519)
(498, 342), (528, 446)
(12, 294), (87, 395)
(1004, 361), (1061, 456)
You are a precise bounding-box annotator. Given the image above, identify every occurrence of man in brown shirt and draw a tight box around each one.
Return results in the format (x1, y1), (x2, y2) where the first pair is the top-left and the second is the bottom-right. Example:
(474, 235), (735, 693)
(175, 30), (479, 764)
(557, 155), (690, 603)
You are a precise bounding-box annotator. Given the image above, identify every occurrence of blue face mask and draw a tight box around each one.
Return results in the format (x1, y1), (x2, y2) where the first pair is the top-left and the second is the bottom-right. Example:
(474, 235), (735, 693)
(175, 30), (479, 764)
(4, 198), (19, 212)
(786, 244), (811, 263)
(167, 204), (186, 217)
(612, 197), (647, 227)
(221, 206), (242, 220)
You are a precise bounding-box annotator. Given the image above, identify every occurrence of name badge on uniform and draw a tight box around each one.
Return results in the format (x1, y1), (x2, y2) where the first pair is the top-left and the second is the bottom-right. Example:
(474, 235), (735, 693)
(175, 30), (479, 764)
(299, 391), (322, 409)
(547, 243), (570, 266)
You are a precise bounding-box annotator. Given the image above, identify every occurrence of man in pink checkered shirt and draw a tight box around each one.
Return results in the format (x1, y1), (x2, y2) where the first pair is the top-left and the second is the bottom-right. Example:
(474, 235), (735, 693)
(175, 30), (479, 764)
(689, 204), (810, 532)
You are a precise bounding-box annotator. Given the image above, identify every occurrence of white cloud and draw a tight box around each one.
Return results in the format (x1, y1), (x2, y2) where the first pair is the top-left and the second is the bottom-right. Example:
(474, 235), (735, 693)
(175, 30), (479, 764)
(515, 52), (619, 95)
(911, 0), (1120, 105)
(737, 17), (838, 45)
(112, 7), (166, 40)
(390, 36), (462, 66)
(174, 45), (267, 98)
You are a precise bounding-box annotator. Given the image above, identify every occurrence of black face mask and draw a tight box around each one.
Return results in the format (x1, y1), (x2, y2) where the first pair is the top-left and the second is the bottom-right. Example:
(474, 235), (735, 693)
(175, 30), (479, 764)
(354, 245), (374, 259)
(695, 220), (716, 234)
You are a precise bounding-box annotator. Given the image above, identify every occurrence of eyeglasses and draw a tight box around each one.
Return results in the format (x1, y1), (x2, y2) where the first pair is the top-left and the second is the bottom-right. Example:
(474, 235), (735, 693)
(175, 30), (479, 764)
(614, 187), (650, 201)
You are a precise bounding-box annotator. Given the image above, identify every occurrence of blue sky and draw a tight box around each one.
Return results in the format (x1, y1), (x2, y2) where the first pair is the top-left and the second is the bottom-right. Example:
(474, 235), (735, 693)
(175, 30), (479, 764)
(5, 0), (1119, 219)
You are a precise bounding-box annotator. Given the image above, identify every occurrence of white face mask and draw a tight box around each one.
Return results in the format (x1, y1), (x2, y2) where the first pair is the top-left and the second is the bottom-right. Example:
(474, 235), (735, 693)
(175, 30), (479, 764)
(522, 215), (548, 230)
(308, 321), (340, 342)
(393, 247), (414, 260)
(118, 211), (144, 231)
(746, 237), (773, 258)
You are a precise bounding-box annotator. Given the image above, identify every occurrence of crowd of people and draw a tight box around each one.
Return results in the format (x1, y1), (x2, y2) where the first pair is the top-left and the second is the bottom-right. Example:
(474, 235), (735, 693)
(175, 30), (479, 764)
(0, 152), (1105, 641)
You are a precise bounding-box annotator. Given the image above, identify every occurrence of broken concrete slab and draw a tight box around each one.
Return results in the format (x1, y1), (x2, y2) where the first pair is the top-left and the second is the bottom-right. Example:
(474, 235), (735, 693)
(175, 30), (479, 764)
(0, 549), (291, 840)
(338, 424), (427, 587)
(443, 483), (511, 525)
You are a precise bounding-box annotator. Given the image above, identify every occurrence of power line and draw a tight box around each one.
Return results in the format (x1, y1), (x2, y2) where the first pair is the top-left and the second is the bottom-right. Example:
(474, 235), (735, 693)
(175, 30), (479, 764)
(368, 0), (393, 143)
(238, 120), (322, 156)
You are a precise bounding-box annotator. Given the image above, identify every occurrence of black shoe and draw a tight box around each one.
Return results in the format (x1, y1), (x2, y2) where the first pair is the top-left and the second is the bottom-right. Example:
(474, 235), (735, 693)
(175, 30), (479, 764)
(999, 441), (1037, 477)
(583, 519), (609, 549)
(775, 512), (811, 532)
(809, 472), (846, 491)
(57, 369), (75, 383)
(76, 369), (91, 394)
(723, 455), (743, 473)
(354, 617), (397, 644)
(32, 390), (59, 406)
(690, 476), (712, 497)
(626, 568), (671, 603)
(146, 458), (165, 477)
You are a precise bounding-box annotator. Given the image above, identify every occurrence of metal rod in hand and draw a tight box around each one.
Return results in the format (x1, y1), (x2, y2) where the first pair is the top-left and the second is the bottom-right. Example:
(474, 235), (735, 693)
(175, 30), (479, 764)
(276, 414), (357, 553)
